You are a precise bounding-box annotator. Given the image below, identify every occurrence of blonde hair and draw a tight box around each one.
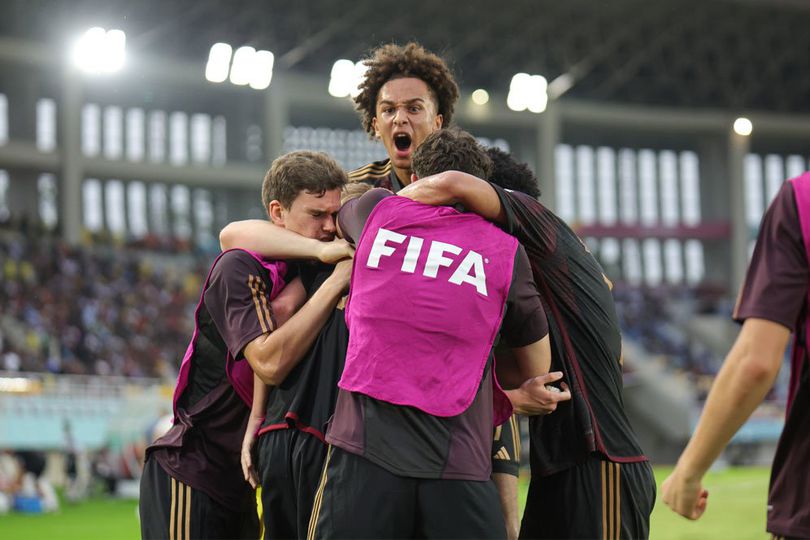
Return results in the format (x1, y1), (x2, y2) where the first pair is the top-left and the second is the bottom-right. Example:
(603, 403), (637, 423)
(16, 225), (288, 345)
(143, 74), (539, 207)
(340, 182), (373, 206)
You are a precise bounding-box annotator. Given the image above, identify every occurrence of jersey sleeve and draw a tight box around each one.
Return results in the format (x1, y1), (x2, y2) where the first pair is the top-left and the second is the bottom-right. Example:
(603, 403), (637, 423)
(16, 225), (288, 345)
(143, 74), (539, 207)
(337, 188), (395, 244)
(491, 414), (521, 476)
(733, 182), (808, 330)
(204, 250), (280, 358)
(501, 245), (549, 347)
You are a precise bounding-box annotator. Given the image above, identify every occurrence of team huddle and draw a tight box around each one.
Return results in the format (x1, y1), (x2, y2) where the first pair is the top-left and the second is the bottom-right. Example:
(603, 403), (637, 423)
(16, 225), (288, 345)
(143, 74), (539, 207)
(138, 42), (656, 540)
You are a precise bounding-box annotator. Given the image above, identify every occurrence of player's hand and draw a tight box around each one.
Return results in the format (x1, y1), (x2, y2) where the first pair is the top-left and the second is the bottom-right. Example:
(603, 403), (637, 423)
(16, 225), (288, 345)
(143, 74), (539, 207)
(328, 258), (353, 292)
(509, 372), (571, 415)
(241, 433), (259, 490)
(318, 238), (354, 264)
(661, 467), (709, 520)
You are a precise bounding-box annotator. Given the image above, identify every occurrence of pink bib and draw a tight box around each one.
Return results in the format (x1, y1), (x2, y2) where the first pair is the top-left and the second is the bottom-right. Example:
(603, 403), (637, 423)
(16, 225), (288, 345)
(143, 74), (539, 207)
(787, 172), (810, 412)
(340, 196), (517, 420)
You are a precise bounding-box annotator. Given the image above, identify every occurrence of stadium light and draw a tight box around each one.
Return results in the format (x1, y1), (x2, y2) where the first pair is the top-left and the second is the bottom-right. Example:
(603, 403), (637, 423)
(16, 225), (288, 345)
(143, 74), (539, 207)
(205, 43), (233, 83)
(72, 27), (126, 74)
(471, 89), (489, 105)
(733, 117), (753, 137)
(208, 45), (274, 90)
(507, 73), (547, 113)
(229, 46), (256, 86)
(328, 59), (367, 98)
(249, 50), (275, 90)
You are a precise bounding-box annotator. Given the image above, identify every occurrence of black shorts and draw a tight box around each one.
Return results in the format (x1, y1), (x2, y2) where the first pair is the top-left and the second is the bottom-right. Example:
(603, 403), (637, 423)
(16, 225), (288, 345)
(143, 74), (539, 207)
(257, 428), (328, 539)
(139, 457), (259, 540)
(310, 445), (506, 539)
(520, 455), (656, 540)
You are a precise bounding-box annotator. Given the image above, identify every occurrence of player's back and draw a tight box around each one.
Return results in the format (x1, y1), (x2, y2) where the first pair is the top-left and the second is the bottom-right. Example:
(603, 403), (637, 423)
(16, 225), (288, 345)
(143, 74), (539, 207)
(492, 185), (645, 474)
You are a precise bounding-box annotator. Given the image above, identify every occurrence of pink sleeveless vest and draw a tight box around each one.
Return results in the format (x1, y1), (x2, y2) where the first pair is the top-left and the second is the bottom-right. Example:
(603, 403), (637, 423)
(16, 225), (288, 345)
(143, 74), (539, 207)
(339, 196), (518, 419)
(787, 172), (810, 412)
(172, 249), (286, 413)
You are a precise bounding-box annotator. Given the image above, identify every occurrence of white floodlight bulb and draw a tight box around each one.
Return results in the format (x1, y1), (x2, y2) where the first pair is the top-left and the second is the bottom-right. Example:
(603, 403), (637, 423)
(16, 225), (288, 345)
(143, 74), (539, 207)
(205, 43), (233, 83)
(527, 75), (548, 113)
(471, 89), (489, 105)
(72, 27), (106, 73)
(733, 117), (753, 136)
(103, 29), (126, 73)
(350, 61), (367, 98)
(249, 50), (275, 90)
(229, 46), (256, 86)
(507, 73), (531, 111)
(328, 59), (355, 97)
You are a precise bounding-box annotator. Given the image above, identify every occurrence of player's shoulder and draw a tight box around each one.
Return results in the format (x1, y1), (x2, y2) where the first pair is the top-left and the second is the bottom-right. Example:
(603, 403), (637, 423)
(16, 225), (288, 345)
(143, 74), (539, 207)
(348, 158), (392, 183)
(210, 249), (267, 281)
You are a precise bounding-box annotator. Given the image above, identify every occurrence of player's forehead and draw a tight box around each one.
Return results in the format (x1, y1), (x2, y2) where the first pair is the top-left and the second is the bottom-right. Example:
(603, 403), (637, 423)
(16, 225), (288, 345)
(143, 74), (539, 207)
(376, 77), (437, 109)
(289, 188), (341, 212)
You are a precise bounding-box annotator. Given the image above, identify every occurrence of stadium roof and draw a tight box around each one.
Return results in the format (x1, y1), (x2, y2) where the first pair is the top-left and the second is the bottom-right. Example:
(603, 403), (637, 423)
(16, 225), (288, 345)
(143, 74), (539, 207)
(2, 0), (809, 113)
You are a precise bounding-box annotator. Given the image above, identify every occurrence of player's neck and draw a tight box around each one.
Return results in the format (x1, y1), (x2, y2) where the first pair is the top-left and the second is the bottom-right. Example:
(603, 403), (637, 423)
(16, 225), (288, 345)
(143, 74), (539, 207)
(394, 166), (413, 187)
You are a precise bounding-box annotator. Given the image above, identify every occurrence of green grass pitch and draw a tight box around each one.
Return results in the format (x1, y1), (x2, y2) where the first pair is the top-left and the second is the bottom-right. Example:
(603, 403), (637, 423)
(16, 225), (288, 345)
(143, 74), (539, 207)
(0, 466), (769, 539)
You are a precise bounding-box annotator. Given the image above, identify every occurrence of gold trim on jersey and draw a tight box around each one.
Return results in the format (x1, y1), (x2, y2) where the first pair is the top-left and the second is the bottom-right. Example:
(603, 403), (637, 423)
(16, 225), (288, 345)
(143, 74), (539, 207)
(248, 274), (274, 333)
(348, 160), (392, 181)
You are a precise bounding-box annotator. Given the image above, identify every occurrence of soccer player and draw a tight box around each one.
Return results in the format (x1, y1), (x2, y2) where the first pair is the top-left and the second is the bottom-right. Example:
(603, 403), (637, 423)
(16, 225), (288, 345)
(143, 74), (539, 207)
(661, 172), (810, 539)
(399, 141), (656, 539)
(139, 151), (350, 540)
(347, 42), (535, 537)
(309, 129), (560, 539)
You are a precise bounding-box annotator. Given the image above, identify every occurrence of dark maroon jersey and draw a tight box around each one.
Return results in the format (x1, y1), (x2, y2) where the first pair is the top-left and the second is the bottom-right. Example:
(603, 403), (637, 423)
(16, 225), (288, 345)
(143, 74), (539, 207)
(733, 181), (810, 538)
(149, 250), (284, 511)
(348, 158), (405, 192)
(258, 263), (350, 441)
(490, 184), (647, 475)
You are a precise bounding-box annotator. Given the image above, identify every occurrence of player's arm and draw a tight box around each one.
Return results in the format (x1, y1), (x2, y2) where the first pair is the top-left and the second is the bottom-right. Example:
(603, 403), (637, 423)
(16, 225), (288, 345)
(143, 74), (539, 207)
(220, 219), (353, 264)
(662, 318), (788, 519)
(241, 373), (267, 489)
(336, 188), (394, 244)
(398, 170), (506, 223)
(493, 472), (519, 540)
(240, 278), (305, 488)
(243, 260), (351, 385)
(492, 415), (522, 540)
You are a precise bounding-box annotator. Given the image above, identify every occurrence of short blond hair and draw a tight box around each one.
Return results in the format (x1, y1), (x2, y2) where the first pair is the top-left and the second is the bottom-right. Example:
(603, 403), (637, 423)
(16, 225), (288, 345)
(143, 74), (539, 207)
(340, 182), (373, 206)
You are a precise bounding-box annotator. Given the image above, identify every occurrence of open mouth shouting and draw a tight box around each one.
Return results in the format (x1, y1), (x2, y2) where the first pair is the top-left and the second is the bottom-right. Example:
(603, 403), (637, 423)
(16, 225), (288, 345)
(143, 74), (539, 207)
(393, 133), (413, 158)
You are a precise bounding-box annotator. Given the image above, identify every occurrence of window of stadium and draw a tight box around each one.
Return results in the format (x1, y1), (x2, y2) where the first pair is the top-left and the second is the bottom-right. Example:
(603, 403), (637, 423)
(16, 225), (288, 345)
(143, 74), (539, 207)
(82, 103), (101, 156)
(36, 98), (57, 152)
(0, 93), (8, 144)
(127, 108), (145, 161)
(82, 179), (103, 232)
(170, 112), (188, 165)
(0, 170), (9, 222)
(128, 181), (148, 238)
(105, 179), (126, 234)
(104, 106), (124, 159)
(191, 113), (212, 164)
(148, 110), (167, 163)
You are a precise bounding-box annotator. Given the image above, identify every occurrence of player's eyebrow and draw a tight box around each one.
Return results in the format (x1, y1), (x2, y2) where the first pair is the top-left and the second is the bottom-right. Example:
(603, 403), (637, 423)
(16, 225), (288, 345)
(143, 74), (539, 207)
(378, 97), (426, 106)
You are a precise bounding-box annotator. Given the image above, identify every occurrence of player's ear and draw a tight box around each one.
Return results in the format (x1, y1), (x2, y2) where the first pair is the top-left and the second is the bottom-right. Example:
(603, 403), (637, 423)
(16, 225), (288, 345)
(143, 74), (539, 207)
(433, 113), (443, 130)
(372, 117), (381, 138)
(268, 200), (285, 226)
(411, 173), (418, 183)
